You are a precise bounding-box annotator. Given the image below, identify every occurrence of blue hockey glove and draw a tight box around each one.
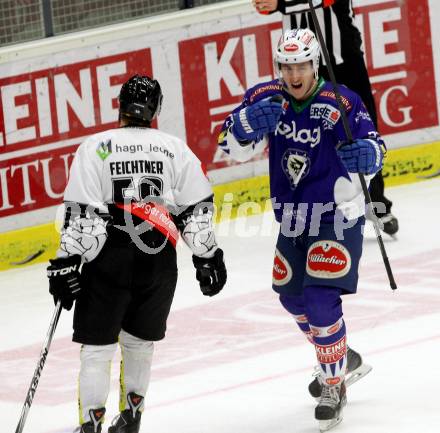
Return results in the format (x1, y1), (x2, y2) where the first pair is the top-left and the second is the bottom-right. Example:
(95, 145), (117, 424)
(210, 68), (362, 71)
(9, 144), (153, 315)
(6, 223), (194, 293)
(47, 255), (81, 310)
(231, 95), (283, 142)
(337, 139), (384, 175)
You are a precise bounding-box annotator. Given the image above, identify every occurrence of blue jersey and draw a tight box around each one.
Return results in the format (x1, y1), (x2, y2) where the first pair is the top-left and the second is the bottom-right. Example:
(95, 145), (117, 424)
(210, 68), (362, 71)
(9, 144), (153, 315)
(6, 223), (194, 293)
(218, 78), (385, 227)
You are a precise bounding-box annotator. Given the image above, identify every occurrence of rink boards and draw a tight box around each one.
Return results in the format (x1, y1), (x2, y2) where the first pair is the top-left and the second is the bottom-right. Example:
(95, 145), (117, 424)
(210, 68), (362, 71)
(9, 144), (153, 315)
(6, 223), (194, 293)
(0, 0), (439, 270)
(0, 140), (439, 271)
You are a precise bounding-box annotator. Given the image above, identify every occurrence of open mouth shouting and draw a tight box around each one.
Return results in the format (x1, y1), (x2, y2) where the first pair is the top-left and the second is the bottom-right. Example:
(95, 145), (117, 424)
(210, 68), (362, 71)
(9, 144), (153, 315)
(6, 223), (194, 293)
(279, 62), (317, 101)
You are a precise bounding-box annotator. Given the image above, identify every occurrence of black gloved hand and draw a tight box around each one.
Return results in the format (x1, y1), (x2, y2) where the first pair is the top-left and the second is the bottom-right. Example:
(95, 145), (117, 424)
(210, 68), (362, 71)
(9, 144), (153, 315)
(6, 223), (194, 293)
(47, 255), (81, 310)
(192, 248), (227, 297)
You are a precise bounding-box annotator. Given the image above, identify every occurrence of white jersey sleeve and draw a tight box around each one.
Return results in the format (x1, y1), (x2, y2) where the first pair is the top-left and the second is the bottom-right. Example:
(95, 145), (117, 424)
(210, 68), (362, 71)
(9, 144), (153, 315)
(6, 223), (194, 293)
(58, 136), (109, 261)
(173, 140), (213, 206)
(63, 136), (106, 212)
(171, 139), (218, 257)
(218, 113), (268, 163)
(223, 132), (268, 163)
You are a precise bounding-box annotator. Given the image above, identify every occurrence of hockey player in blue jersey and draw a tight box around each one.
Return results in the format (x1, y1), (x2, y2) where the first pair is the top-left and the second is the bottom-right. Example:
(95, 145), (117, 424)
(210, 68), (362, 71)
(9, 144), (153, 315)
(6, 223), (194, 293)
(218, 28), (384, 431)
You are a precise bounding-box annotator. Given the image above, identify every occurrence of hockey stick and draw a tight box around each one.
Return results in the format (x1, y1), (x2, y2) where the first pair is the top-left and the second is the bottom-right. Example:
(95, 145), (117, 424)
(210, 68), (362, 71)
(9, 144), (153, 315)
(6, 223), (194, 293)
(306, 0), (397, 291)
(10, 248), (46, 266)
(15, 300), (62, 433)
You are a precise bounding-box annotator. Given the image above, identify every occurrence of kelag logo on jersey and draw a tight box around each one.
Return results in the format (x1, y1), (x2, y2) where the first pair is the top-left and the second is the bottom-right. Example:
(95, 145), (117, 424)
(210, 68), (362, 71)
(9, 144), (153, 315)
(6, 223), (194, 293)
(282, 148), (311, 189)
(277, 120), (321, 147)
(310, 104), (341, 130)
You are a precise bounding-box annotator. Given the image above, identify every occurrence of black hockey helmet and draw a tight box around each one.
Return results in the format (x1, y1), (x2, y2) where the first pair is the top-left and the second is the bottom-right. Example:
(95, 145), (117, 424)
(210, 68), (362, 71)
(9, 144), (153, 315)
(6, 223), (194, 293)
(119, 75), (163, 124)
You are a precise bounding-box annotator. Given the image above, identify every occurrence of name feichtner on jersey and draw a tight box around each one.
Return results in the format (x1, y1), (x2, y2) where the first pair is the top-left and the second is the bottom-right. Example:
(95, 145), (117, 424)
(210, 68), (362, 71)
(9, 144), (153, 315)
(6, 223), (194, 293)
(64, 127), (212, 214)
(109, 160), (164, 175)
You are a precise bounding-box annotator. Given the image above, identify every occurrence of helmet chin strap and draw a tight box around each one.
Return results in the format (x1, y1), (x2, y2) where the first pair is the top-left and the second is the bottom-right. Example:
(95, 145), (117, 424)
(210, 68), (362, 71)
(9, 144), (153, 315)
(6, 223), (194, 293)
(303, 78), (319, 99)
(314, 67), (319, 81)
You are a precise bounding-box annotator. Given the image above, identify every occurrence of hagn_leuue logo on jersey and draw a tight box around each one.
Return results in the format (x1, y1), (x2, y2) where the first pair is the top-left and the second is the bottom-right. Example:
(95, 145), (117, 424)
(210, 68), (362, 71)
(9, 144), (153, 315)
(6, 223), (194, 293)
(282, 148), (311, 189)
(97, 139), (112, 160)
(310, 103), (341, 130)
(306, 240), (351, 278)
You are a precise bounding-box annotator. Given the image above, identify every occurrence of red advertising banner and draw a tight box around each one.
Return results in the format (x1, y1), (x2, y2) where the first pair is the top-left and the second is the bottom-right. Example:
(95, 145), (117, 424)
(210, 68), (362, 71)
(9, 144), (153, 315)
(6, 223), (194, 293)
(357, 0), (437, 134)
(180, 22), (280, 170)
(0, 48), (153, 218)
(181, 0), (437, 171)
(0, 0), (438, 221)
(0, 145), (77, 215)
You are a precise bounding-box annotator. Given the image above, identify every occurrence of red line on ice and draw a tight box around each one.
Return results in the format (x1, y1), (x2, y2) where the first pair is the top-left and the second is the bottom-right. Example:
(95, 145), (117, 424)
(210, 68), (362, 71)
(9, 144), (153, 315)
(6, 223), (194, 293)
(2, 249), (440, 405)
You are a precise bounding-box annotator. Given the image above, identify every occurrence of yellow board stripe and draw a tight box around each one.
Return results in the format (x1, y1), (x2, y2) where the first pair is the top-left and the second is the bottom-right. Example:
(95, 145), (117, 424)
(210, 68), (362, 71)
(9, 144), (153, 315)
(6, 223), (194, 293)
(381, 141), (440, 186)
(0, 223), (60, 271)
(1, 141), (439, 271)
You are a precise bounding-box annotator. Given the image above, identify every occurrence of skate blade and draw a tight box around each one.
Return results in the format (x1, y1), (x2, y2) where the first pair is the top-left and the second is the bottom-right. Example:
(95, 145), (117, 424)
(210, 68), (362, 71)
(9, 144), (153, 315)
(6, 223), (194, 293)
(345, 363), (372, 388)
(319, 415), (343, 432)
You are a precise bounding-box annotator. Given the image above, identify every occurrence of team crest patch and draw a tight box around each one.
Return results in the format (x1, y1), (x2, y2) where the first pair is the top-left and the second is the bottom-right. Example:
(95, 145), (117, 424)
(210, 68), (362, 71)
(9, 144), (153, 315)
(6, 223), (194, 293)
(273, 248), (293, 286)
(306, 240), (351, 278)
(282, 148), (311, 189)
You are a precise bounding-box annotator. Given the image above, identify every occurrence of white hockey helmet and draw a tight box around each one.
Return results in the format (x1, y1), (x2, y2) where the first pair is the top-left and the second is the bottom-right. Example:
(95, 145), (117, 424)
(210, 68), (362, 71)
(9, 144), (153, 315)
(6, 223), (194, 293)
(274, 28), (321, 79)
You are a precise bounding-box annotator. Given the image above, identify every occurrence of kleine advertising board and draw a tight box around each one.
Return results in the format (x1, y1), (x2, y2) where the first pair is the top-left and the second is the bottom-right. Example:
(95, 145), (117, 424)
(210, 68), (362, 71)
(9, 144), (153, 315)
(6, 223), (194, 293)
(0, 0), (438, 226)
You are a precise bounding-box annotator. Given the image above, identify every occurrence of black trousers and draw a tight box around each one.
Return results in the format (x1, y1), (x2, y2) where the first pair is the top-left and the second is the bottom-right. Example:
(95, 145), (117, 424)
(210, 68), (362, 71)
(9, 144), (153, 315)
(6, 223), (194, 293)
(73, 237), (178, 345)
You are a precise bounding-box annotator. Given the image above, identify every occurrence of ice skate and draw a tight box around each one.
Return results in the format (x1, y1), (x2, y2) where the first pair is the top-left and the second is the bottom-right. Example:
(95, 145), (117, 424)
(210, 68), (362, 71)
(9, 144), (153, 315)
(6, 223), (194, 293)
(108, 392), (143, 433)
(308, 346), (372, 399)
(75, 408), (106, 433)
(315, 381), (346, 432)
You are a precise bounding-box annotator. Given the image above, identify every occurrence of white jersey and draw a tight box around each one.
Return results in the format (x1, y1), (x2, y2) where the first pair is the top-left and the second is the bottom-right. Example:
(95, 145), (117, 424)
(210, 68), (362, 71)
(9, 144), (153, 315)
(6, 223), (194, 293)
(60, 126), (217, 261)
(64, 127), (212, 211)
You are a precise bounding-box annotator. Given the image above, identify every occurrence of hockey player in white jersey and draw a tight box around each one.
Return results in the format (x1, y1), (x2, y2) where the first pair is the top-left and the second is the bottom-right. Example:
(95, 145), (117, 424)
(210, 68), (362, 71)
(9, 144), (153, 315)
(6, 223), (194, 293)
(47, 75), (227, 433)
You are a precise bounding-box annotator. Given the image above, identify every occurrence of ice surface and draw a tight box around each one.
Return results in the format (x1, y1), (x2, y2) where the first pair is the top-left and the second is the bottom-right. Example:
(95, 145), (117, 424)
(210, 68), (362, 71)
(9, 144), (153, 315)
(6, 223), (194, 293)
(1, 178), (440, 433)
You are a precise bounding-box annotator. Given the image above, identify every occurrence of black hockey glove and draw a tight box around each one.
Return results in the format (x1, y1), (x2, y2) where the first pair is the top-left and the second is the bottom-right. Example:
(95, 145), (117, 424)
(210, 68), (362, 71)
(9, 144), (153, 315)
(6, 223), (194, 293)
(192, 248), (227, 297)
(47, 255), (81, 310)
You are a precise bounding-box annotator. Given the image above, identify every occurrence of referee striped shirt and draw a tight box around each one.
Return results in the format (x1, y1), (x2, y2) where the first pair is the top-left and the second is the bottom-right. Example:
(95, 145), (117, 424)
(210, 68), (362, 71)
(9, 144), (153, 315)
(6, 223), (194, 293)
(277, 0), (363, 66)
